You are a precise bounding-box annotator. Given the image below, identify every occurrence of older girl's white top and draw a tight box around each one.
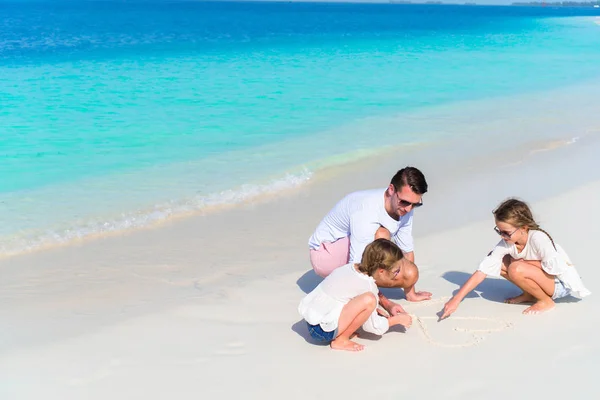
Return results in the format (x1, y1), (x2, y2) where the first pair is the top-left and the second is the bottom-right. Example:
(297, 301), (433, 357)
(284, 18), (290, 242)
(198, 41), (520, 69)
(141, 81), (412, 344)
(478, 230), (591, 298)
(298, 263), (390, 335)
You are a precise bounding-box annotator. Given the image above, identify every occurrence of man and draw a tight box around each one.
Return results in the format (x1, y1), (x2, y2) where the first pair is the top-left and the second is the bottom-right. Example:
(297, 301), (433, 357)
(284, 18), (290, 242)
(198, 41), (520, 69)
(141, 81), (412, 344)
(308, 166), (432, 315)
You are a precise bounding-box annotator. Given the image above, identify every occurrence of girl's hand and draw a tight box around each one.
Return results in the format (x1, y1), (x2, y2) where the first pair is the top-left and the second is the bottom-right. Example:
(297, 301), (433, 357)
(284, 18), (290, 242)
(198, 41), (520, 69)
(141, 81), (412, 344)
(376, 307), (390, 318)
(440, 298), (460, 320)
(378, 293), (406, 315)
(385, 300), (406, 316)
(388, 312), (412, 328)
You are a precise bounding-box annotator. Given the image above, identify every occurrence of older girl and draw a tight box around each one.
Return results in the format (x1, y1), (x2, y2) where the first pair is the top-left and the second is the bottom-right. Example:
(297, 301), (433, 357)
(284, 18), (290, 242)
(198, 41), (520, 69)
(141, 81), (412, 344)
(299, 238), (415, 351)
(442, 198), (590, 318)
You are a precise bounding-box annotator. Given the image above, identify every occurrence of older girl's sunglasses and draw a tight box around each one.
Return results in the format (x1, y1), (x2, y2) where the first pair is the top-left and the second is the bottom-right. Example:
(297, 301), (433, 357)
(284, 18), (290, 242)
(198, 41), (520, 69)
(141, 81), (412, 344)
(494, 226), (518, 238)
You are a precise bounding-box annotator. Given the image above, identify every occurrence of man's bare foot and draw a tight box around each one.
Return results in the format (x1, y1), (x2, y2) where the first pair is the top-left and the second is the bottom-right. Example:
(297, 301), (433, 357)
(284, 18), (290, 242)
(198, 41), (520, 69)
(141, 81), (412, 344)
(523, 299), (555, 315)
(406, 291), (432, 302)
(505, 292), (535, 304)
(330, 337), (364, 352)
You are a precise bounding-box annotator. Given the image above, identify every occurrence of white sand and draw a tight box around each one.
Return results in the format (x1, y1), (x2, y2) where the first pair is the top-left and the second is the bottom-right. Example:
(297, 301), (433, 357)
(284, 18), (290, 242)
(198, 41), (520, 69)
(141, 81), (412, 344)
(2, 94), (600, 398)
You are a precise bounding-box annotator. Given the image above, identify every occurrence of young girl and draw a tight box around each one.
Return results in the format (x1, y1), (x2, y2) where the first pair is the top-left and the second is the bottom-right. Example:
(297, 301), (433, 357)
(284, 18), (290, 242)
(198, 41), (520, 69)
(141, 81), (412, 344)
(298, 238), (415, 352)
(442, 198), (591, 318)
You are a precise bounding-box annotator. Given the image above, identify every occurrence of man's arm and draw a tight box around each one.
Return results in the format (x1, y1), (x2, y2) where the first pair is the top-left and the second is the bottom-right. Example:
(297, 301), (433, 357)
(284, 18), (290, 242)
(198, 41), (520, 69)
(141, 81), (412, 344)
(392, 214), (428, 302)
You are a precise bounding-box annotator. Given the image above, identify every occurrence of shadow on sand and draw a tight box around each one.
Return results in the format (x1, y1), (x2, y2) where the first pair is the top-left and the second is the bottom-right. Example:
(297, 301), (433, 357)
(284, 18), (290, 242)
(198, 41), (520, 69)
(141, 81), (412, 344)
(442, 270), (520, 303)
(442, 270), (581, 304)
(296, 269), (323, 294)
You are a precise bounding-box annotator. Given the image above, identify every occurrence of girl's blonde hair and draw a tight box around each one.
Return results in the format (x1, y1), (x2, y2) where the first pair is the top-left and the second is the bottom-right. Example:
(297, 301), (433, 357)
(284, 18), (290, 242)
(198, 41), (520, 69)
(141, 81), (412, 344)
(493, 198), (556, 250)
(358, 238), (404, 276)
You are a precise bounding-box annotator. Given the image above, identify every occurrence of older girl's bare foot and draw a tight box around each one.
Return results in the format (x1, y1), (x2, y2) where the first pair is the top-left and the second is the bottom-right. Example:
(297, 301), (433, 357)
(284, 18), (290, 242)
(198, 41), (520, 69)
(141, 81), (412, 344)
(505, 292), (535, 304)
(330, 338), (364, 352)
(523, 299), (555, 315)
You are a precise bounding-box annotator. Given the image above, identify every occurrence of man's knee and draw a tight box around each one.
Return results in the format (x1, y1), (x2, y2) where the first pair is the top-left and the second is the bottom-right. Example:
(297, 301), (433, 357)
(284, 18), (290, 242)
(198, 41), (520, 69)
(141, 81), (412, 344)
(313, 264), (333, 278)
(311, 258), (343, 278)
(375, 226), (391, 241)
(309, 238), (350, 278)
(310, 248), (342, 278)
(389, 259), (418, 290)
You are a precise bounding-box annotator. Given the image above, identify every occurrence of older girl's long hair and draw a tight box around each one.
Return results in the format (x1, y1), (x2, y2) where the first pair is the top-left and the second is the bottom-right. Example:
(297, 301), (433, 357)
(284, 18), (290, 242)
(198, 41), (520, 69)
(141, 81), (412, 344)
(493, 198), (556, 249)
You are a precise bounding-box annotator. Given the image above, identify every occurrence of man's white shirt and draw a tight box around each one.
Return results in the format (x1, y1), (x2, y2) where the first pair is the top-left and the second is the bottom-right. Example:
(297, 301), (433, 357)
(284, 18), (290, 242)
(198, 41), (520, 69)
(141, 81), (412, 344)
(308, 188), (414, 263)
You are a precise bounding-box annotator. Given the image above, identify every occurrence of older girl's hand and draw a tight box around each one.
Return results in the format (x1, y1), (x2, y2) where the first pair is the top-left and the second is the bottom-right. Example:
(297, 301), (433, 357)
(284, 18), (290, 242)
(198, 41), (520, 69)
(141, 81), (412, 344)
(440, 297), (460, 320)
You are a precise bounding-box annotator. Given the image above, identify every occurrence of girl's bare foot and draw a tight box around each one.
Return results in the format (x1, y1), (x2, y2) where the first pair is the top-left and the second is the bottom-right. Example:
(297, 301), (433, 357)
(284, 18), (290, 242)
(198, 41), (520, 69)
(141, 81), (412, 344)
(505, 292), (535, 304)
(523, 299), (555, 315)
(330, 337), (364, 352)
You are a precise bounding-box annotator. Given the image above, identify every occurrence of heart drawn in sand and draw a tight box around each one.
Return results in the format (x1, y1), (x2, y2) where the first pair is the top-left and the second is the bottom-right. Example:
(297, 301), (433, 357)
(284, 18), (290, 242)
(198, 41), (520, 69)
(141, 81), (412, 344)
(404, 297), (513, 348)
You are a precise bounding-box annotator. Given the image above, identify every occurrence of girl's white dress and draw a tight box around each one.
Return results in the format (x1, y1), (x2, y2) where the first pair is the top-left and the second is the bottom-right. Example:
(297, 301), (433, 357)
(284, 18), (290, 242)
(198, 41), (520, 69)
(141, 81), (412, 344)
(298, 263), (390, 335)
(478, 230), (591, 298)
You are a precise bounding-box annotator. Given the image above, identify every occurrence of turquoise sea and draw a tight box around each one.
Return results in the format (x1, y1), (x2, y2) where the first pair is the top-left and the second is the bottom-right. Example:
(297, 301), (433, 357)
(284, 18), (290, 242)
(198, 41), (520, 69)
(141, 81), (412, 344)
(1, 1), (600, 255)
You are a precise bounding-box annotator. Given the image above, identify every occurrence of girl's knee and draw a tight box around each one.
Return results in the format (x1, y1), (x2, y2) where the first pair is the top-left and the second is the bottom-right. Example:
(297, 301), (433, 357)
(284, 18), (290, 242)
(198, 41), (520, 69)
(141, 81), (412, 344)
(361, 292), (378, 309)
(507, 260), (527, 277)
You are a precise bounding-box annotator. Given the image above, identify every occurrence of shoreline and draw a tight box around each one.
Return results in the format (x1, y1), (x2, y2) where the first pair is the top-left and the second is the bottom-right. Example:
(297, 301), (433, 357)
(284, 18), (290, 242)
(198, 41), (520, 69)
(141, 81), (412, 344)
(0, 130), (592, 261)
(3, 75), (600, 258)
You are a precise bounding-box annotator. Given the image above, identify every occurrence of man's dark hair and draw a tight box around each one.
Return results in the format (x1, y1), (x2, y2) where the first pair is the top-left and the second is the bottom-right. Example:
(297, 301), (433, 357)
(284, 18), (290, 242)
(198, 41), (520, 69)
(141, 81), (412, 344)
(390, 167), (428, 195)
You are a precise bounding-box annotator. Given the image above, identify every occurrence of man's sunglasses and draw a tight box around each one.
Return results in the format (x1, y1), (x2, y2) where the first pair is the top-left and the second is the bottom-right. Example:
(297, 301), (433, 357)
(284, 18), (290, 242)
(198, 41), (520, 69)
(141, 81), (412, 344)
(396, 192), (423, 208)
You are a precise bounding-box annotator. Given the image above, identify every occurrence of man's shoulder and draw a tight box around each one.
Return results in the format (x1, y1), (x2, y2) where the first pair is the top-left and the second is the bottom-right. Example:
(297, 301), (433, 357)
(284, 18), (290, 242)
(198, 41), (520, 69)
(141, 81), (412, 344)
(344, 189), (384, 217)
(344, 188), (385, 204)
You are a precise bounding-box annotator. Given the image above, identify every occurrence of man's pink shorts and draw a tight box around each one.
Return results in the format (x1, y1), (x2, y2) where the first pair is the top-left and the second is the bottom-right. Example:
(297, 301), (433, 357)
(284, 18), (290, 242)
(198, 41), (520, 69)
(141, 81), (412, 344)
(309, 237), (350, 278)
